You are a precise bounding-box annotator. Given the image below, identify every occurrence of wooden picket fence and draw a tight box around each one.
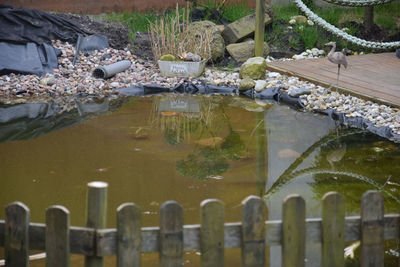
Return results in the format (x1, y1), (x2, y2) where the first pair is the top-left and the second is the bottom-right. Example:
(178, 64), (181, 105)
(0, 181), (399, 267)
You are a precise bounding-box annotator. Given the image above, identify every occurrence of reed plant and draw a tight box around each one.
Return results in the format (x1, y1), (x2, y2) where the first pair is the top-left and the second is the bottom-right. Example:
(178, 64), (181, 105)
(149, 4), (212, 62)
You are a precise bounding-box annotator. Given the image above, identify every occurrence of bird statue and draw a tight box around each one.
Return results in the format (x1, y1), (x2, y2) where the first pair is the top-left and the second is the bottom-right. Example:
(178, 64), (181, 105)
(325, 42), (348, 86)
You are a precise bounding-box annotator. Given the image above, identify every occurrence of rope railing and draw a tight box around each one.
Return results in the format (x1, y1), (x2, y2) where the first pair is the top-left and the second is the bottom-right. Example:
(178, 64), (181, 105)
(320, 0), (394, 7)
(293, 0), (400, 49)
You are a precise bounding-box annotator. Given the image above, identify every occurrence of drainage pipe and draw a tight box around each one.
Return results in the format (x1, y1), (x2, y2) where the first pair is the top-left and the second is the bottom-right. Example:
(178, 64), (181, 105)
(92, 60), (131, 79)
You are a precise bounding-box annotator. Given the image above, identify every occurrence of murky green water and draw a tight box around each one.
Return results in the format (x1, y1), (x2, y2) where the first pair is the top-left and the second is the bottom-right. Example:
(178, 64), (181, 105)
(1, 95), (399, 266)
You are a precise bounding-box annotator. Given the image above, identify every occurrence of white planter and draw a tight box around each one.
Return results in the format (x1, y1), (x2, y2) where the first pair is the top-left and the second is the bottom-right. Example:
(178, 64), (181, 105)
(158, 60), (206, 78)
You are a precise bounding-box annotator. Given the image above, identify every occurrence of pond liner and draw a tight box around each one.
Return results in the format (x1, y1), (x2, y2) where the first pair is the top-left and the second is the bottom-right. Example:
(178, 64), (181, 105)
(0, 5), (89, 45)
(0, 42), (61, 76)
(317, 109), (400, 143)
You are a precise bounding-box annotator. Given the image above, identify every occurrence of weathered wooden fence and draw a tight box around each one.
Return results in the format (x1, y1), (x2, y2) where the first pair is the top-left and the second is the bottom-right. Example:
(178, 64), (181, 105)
(0, 181), (399, 267)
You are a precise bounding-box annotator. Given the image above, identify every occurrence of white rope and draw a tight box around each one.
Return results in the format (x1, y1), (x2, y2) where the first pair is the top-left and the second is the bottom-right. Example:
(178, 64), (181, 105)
(320, 0), (394, 7)
(293, 0), (400, 49)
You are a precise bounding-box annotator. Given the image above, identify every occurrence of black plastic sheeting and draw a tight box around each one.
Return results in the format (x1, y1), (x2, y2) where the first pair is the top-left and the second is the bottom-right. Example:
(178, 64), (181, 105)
(0, 5), (89, 45)
(0, 42), (61, 76)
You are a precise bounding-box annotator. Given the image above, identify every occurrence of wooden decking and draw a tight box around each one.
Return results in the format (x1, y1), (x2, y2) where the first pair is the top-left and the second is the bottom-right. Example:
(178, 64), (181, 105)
(267, 52), (400, 107)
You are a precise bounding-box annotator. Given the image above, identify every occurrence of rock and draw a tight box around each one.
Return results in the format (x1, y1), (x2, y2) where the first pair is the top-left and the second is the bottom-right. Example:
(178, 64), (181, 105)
(278, 148), (301, 158)
(239, 77), (256, 91)
(292, 54), (305, 60)
(239, 57), (267, 80)
(289, 87), (312, 97)
(40, 76), (56, 86)
(289, 19), (296, 25)
(160, 54), (176, 61)
(110, 82), (120, 88)
(195, 137), (224, 147)
(307, 20), (314, 26)
(222, 12), (272, 45)
(254, 80), (268, 92)
(290, 15), (307, 24)
(187, 20), (225, 61)
(226, 39), (270, 63)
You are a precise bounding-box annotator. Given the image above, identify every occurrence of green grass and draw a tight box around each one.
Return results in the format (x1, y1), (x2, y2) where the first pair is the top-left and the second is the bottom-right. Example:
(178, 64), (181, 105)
(107, 12), (158, 33)
(220, 3), (253, 22)
(298, 26), (319, 49)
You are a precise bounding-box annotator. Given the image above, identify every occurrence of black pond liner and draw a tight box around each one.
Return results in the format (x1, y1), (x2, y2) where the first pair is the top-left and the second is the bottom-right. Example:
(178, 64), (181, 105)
(116, 82), (400, 143)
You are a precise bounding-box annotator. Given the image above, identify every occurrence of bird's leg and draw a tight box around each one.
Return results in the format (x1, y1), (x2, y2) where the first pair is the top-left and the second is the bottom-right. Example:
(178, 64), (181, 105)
(337, 64), (341, 86)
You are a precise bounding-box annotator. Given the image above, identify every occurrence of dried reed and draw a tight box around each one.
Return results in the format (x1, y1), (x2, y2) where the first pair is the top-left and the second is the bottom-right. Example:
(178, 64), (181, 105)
(149, 4), (212, 62)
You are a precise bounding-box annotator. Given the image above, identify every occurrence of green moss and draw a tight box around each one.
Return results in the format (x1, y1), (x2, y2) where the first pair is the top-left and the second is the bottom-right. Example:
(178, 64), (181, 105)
(160, 54), (176, 61)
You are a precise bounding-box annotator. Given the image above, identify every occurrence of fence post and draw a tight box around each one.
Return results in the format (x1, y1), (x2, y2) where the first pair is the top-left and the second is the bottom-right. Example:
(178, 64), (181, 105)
(200, 199), (224, 267)
(46, 205), (70, 267)
(5, 202), (30, 267)
(282, 194), (305, 267)
(160, 201), (183, 267)
(254, 0), (265, 57)
(242, 196), (266, 267)
(85, 181), (108, 267)
(117, 203), (142, 267)
(361, 190), (384, 267)
(322, 192), (345, 267)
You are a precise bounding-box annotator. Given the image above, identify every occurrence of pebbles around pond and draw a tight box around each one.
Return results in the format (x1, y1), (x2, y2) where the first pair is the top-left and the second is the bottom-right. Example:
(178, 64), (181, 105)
(1, 41), (399, 138)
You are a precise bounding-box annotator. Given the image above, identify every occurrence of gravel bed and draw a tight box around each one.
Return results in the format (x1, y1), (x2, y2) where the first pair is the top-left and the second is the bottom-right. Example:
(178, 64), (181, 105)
(1, 41), (399, 138)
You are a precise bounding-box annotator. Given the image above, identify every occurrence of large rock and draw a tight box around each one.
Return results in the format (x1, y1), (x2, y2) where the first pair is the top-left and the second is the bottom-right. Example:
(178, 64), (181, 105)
(239, 77), (256, 91)
(187, 20), (225, 61)
(222, 12), (272, 45)
(226, 39), (270, 62)
(239, 57), (267, 80)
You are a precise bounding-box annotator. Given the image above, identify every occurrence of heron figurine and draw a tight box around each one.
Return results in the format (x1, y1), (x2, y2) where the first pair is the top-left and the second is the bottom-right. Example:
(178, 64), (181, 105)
(325, 41), (348, 86)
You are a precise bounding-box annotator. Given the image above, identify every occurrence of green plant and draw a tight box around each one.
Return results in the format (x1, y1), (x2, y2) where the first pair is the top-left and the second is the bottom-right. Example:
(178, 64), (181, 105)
(149, 4), (212, 61)
(299, 26), (319, 49)
(220, 2), (253, 22)
(106, 12), (158, 33)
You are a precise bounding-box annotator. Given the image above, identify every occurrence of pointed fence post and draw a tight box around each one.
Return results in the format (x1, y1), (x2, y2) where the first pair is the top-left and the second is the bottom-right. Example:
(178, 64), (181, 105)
(254, 0), (265, 57)
(5, 202), (30, 267)
(200, 199), (224, 267)
(46, 205), (70, 267)
(322, 192), (345, 267)
(282, 195), (305, 267)
(159, 201), (183, 267)
(85, 181), (108, 267)
(117, 203), (142, 267)
(361, 191), (384, 267)
(242, 196), (266, 267)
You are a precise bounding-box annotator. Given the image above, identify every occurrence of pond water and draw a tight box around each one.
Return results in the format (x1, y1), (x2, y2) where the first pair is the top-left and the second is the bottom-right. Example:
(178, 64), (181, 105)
(0, 95), (399, 266)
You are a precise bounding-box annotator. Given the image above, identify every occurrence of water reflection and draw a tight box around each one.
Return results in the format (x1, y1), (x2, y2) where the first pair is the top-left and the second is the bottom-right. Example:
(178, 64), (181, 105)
(0, 95), (399, 266)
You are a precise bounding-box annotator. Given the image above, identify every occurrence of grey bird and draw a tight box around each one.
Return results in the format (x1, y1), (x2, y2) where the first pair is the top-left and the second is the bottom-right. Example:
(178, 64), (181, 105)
(325, 41), (348, 86)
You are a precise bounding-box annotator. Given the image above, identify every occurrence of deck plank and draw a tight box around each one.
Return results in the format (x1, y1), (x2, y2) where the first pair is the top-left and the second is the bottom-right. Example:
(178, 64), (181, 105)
(267, 53), (400, 107)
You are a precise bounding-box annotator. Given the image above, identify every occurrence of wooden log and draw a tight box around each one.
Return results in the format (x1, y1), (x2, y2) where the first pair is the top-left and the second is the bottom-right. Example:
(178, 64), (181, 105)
(200, 199), (224, 267)
(159, 201), (183, 267)
(46, 205), (70, 267)
(242, 196), (266, 267)
(5, 202), (30, 267)
(117, 203), (142, 267)
(254, 0), (265, 57)
(85, 181), (108, 267)
(361, 191), (384, 267)
(322, 192), (345, 267)
(282, 195), (305, 267)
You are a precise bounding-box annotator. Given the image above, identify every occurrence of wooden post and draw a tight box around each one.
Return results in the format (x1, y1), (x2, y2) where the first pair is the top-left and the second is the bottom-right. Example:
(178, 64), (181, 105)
(200, 199), (224, 267)
(242, 196), (266, 267)
(254, 0), (265, 57)
(282, 195), (305, 267)
(46, 205), (70, 267)
(322, 192), (345, 267)
(85, 181), (108, 267)
(159, 201), (183, 267)
(117, 203), (142, 267)
(361, 191), (384, 267)
(5, 202), (30, 267)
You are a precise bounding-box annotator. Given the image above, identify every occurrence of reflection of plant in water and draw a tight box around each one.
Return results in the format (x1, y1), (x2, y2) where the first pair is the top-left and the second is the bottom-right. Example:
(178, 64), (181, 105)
(264, 129), (400, 212)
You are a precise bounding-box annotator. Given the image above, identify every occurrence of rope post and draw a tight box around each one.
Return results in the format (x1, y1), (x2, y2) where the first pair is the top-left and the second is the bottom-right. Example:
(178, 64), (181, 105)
(255, 0), (265, 57)
(85, 181), (108, 267)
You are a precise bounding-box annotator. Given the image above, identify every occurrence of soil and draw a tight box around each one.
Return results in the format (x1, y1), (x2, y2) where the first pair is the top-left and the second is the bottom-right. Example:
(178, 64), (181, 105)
(56, 13), (154, 60)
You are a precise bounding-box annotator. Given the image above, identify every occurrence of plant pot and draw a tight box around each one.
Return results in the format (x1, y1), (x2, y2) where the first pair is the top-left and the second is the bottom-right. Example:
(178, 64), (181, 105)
(158, 60), (206, 78)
